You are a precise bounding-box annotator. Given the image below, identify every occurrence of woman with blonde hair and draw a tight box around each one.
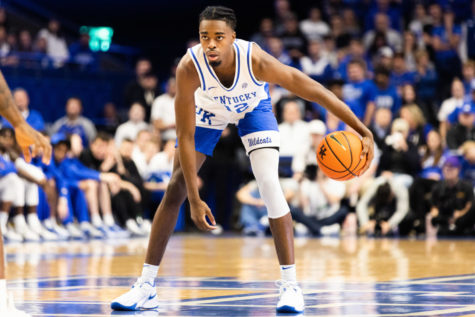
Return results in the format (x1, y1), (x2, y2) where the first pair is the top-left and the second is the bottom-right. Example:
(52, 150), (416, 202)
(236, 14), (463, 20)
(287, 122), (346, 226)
(400, 104), (428, 148)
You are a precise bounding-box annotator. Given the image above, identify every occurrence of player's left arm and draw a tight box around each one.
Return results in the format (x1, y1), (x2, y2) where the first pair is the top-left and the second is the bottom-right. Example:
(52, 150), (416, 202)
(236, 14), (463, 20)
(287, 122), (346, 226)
(0, 71), (51, 163)
(251, 43), (374, 174)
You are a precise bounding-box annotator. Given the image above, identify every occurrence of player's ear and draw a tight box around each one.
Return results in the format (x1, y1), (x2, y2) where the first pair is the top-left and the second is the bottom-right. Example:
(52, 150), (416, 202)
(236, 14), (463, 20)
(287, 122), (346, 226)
(232, 31), (236, 40)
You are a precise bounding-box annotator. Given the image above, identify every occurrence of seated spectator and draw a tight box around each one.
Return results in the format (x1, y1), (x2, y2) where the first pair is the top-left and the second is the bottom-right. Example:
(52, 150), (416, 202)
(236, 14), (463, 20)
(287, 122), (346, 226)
(365, 0), (402, 32)
(431, 5), (462, 98)
(407, 130), (448, 235)
(401, 83), (417, 106)
(460, 141), (475, 187)
(329, 15), (351, 49)
(342, 59), (375, 125)
(52, 133), (121, 238)
(129, 71), (160, 120)
(399, 104), (429, 149)
(371, 66), (401, 116)
(250, 18), (274, 49)
(266, 36), (292, 66)
(0, 154), (23, 242)
(124, 58), (153, 109)
(446, 102), (475, 150)
(363, 13), (402, 52)
(291, 119), (325, 180)
(299, 40), (333, 84)
(291, 166), (348, 236)
(299, 7), (330, 41)
(276, 12), (307, 63)
(462, 61), (474, 98)
(0, 128), (55, 241)
(438, 79), (465, 143)
(69, 32), (98, 70)
(278, 100), (310, 174)
(428, 156), (475, 236)
(414, 49), (438, 123)
(391, 53), (416, 93)
(1, 88), (45, 131)
(115, 103), (149, 146)
(342, 8), (361, 37)
(357, 176), (409, 236)
(132, 129), (154, 178)
(51, 97), (97, 146)
(237, 177), (297, 236)
(96, 102), (120, 135)
(378, 118), (421, 187)
(151, 77), (176, 141)
(369, 107), (392, 150)
(337, 39), (370, 81)
(0, 25), (10, 58)
(37, 19), (69, 67)
(409, 4), (431, 45)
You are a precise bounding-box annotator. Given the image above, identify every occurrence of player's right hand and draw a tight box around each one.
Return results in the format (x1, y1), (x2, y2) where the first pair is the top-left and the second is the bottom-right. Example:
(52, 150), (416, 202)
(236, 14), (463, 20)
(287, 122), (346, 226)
(15, 121), (51, 164)
(190, 199), (217, 231)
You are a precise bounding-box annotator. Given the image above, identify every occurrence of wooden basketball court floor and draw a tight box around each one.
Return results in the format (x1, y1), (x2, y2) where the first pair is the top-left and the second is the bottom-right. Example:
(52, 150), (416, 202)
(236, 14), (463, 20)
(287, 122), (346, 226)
(5, 235), (475, 317)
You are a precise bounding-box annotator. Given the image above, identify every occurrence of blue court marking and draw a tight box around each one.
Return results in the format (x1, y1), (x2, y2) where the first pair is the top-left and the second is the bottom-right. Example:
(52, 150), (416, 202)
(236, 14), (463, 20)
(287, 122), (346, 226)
(10, 275), (475, 316)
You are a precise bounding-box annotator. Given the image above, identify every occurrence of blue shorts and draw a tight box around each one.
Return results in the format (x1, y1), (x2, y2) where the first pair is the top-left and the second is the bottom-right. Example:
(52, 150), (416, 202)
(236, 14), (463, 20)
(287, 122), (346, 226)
(178, 99), (280, 156)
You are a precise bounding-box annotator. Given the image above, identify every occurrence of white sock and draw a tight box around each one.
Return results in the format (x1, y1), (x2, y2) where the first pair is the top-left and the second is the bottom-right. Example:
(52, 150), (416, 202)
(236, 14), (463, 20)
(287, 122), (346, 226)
(280, 264), (297, 282)
(0, 212), (8, 232)
(103, 214), (115, 227)
(141, 263), (159, 284)
(0, 279), (6, 307)
(91, 214), (103, 227)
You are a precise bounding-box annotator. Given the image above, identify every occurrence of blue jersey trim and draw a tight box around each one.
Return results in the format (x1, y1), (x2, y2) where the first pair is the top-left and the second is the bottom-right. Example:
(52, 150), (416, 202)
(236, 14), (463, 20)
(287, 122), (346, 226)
(189, 48), (206, 91)
(247, 42), (264, 87)
(203, 42), (240, 91)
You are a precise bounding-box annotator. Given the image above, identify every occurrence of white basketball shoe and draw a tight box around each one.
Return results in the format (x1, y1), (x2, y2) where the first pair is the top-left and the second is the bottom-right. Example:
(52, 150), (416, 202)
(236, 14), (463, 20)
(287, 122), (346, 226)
(276, 280), (305, 313)
(111, 278), (159, 311)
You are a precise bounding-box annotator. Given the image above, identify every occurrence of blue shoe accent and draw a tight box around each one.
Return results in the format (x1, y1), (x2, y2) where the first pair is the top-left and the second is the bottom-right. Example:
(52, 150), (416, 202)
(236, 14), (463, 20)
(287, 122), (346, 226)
(276, 305), (303, 313)
(110, 301), (138, 311)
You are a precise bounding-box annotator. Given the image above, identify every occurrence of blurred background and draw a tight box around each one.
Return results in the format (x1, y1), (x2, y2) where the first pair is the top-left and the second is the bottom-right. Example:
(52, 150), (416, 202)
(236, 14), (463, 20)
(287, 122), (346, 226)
(0, 0), (474, 243)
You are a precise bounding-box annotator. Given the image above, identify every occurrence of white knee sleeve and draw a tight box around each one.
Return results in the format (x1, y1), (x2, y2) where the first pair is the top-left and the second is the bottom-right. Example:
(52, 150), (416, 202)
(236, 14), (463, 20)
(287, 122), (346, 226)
(24, 180), (39, 206)
(249, 148), (290, 219)
(9, 173), (25, 207)
(0, 173), (17, 203)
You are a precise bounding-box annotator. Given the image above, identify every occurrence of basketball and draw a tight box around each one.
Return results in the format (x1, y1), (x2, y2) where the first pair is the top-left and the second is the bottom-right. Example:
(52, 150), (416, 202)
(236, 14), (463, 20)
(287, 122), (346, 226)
(316, 131), (367, 181)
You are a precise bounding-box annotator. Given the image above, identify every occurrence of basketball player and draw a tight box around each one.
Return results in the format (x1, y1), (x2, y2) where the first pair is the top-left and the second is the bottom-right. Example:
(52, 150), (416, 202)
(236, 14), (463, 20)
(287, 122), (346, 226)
(0, 71), (51, 316)
(112, 6), (374, 313)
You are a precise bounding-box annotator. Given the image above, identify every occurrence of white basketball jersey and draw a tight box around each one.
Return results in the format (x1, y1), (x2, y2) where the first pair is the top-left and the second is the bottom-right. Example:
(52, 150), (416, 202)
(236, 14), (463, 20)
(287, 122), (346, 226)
(188, 39), (270, 128)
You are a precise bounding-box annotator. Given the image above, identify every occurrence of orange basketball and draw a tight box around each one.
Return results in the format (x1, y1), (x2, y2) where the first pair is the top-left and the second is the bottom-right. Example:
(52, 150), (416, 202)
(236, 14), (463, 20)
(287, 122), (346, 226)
(316, 131), (367, 181)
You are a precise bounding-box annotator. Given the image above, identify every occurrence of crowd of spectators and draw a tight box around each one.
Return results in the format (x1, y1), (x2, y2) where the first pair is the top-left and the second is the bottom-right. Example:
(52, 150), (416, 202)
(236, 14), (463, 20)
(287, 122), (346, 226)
(0, 9), (100, 70)
(0, 0), (474, 243)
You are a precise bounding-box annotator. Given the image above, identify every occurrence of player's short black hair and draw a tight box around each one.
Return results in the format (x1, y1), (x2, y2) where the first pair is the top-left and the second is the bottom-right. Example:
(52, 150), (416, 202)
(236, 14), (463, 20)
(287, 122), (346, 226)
(199, 6), (237, 30)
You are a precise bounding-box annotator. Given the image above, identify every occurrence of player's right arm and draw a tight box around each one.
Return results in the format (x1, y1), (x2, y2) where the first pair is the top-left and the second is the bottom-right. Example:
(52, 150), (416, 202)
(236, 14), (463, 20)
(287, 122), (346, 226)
(175, 54), (216, 231)
(0, 71), (51, 163)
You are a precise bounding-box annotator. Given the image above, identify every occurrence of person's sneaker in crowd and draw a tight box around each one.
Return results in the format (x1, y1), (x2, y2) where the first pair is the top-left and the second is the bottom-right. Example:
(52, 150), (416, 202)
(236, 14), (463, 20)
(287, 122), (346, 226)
(294, 223), (310, 237)
(0, 293), (32, 317)
(16, 225), (40, 242)
(27, 214), (57, 241)
(275, 280), (305, 313)
(111, 278), (159, 311)
(66, 223), (85, 239)
(50, 223), (70, 240)
(126, 219), (146, 237)
(108, 224), (131, 239)
(80, 222), (104, 239)
(320, 223), (341, 236)
(140, 219), (152, 234)
(2, 227), (23, 243)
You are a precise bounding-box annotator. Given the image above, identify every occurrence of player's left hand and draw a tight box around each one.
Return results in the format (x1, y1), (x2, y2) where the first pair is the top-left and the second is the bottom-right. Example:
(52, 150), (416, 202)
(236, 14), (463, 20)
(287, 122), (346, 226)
(359, 132), (374, 176)
(15, 121), (51, 164)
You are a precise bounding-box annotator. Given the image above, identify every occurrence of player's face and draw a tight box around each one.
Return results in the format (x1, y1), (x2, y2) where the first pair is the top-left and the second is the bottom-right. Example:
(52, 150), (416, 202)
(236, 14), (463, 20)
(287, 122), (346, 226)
(199, 20), (236, 67)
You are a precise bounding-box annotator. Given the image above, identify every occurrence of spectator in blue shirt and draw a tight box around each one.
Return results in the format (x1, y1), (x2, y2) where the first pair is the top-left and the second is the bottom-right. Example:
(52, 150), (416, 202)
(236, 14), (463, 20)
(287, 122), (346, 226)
(414, 49), (438, 125)
(342, 59), (375, 125)
(391, 53), (416, 93)
(365, 0), (402, 32)
(430, 4), (462, 98)
(337, 39), (372, 81)
(299, 40), (333, 84)
(1, 88), (45, 132)
(69, 33), (98, 71)
(371, 66), (401, 116)
(465, 1), (475, 60)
